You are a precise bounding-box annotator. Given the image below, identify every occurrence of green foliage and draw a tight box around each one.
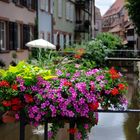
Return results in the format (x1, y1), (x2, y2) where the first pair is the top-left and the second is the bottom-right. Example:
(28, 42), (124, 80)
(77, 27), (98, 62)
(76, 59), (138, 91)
(126, 0), (140, 35)
(0, 61), (56, 85)
(96, 32), (122, 49)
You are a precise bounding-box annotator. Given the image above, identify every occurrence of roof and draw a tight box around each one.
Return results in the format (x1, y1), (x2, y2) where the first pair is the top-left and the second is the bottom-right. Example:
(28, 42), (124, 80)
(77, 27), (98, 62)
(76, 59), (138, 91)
(109, 25), (121, 33)
(103, 0), (125, 17)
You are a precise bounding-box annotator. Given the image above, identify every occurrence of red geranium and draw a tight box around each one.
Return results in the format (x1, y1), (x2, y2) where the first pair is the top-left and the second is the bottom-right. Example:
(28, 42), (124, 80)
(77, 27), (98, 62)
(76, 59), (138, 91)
(0, 80), (10, 87)
(118, 83), (125, 90)
(88, 102), (99, 111)
(2, 100), (11, 107)
(24, 94), (34, 103)
(109, 67), (120, 79)
(67, 128), (77, 134)
(11, 98), (21, 105)
(12, 105), (22, 111)
(64, 81), (72, 87)
(11, 84), (18, 91)
(111, 87), (119, 95)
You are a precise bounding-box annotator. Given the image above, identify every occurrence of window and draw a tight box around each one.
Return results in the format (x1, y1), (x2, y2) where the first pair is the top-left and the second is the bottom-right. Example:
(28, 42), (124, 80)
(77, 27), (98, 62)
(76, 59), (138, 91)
(0, 21), (6, 51)
(23, 24), (30, 48)
(45, 0), (49, 12)
(70, 4), (74, 21)
(50, 0), (54, 14)
(40, 0), (46, 10)
(58, 0), (62, 17)
(9, 22), (18, 50)
(0, 0), (9, 3)
(66, 2), (71, 20)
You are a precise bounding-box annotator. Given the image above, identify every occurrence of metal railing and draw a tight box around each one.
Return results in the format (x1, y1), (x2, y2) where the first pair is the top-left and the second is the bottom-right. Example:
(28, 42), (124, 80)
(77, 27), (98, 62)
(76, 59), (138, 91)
(19, 109), (140, 140)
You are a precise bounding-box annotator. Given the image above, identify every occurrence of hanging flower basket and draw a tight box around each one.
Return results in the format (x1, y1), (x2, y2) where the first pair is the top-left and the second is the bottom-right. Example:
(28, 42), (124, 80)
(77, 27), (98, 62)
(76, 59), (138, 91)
(0, 61), (128, 140)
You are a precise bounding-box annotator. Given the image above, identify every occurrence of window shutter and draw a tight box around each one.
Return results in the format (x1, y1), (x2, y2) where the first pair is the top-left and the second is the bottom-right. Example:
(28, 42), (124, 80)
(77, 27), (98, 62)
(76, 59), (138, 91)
(20, 24), (23, 49)
(60, 34), (64, 49)
(13, 22), (18, 50)
(12, 0), (18, 4)
(53, 34), (57, 45)
(58, 0), (62, 17)
(9, 22), (14, 50)
(31, 0), (36, 10)
(50, 0), (53, 14)
(66, 35), (69, 45)
(5, 21), (9, 50)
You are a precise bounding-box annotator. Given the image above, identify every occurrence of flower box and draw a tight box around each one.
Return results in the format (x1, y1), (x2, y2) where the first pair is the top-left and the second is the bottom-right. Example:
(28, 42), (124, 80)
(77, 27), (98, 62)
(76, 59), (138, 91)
(0, 61), (128, 140)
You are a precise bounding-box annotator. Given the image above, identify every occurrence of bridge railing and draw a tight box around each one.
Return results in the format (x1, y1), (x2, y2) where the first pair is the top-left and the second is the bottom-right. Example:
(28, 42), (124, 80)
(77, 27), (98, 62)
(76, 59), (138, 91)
(105, 50), (140, 58)
(19, 109), (140, 140)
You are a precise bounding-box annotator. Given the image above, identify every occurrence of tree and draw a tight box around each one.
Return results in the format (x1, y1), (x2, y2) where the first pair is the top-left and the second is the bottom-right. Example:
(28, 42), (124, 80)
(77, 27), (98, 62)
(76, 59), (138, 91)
(126, 0), (140, 35)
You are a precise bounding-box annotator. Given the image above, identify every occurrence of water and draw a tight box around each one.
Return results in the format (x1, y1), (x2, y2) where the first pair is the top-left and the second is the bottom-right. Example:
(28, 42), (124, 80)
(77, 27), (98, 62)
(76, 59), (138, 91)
(89, 70), (140, 140)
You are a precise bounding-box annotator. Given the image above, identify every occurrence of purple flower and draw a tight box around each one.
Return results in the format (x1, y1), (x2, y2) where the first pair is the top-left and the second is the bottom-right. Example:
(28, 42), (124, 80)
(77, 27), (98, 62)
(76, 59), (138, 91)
(76, 132), (82, 140)
(96, 75), (104, 81)
(73, 71), (81, 78)
(48, 131), (53, 139)
(32, 106), (39, 113)
(66, 73), (71, 77)
(56, 70), (63, 76)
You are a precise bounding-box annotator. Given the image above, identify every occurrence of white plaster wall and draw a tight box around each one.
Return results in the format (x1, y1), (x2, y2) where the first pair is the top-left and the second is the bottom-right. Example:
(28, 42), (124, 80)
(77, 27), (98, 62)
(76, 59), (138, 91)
(0, 1), (36, 24)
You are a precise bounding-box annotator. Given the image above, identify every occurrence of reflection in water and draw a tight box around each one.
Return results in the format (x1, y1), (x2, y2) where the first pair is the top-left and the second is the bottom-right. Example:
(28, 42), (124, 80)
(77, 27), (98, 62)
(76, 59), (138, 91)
(123, 74), (140, 140)
(89, 73), (140, 140)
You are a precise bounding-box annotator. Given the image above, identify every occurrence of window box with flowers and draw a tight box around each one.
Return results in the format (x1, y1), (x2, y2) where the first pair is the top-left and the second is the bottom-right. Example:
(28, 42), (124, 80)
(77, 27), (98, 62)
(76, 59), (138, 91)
(0, 61), (128, 140)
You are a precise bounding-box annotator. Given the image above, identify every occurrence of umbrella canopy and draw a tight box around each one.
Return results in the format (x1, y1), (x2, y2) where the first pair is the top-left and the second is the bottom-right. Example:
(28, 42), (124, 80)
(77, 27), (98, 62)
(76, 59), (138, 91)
(26, 39), (56, 50)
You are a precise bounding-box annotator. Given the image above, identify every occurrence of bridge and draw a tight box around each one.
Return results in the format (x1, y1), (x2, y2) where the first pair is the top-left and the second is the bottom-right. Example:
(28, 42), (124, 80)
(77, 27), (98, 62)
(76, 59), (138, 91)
(104, 49), (140, 72)
(105, 49), (140, 61)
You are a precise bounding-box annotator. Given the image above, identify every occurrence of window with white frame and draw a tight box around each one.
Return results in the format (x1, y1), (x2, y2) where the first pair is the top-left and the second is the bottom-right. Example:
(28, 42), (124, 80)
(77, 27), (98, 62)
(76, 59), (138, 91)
(70, 3), (74, 21)
(45, 0), (49, 12)
(40, 0), (46, 10)
(58, 0), (62, 17)
(50, 0), (54, 14)
(0, 21), (6, 51)
(66, 2), (69, 20)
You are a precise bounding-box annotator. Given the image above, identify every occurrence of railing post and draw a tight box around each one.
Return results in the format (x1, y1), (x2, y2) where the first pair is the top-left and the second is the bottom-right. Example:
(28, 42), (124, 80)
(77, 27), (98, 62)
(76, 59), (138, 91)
(69, 120), (75, 140)
(20, 111), (25, 140)
(44, 121), (48, 140)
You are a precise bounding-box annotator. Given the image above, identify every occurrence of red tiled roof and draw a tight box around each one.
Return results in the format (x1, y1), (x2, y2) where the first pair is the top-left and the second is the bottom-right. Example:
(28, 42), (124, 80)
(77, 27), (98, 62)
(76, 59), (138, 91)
(103, 0), (125, 17)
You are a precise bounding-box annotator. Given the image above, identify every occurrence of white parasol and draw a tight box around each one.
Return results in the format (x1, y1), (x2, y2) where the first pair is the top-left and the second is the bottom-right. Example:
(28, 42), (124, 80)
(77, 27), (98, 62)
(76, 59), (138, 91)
(26, 39), (56, 50)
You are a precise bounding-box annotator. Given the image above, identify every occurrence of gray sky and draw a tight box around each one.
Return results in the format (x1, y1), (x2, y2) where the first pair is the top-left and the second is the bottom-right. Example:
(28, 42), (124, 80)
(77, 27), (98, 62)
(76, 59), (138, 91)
(95, 0), (116, 15)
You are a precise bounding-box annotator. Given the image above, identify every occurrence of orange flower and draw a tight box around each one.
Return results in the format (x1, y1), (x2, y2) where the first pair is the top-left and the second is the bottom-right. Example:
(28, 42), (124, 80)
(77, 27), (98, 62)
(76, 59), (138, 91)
(74, 54), (81, 59)
(111, 87), (119, 95)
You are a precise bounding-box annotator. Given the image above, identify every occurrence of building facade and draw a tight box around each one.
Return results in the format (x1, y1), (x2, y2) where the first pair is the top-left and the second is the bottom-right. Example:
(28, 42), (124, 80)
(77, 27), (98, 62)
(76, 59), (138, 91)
(38, 0), (53, 43)
(0, 0), (37, 66)
(53, 0), (75, 50)
(102, 0), (138, 49)
(75, 0), (92, 42)
(94, 6), (102, 37)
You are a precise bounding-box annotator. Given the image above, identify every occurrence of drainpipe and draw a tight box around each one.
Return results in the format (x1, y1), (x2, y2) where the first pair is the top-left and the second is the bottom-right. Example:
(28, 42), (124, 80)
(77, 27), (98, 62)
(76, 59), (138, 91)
(91, 0), (95, 39)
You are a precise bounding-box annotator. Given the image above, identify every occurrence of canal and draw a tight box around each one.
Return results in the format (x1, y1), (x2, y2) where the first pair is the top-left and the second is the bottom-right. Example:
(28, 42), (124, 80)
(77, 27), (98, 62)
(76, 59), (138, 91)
(89, 63), (140, 140)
